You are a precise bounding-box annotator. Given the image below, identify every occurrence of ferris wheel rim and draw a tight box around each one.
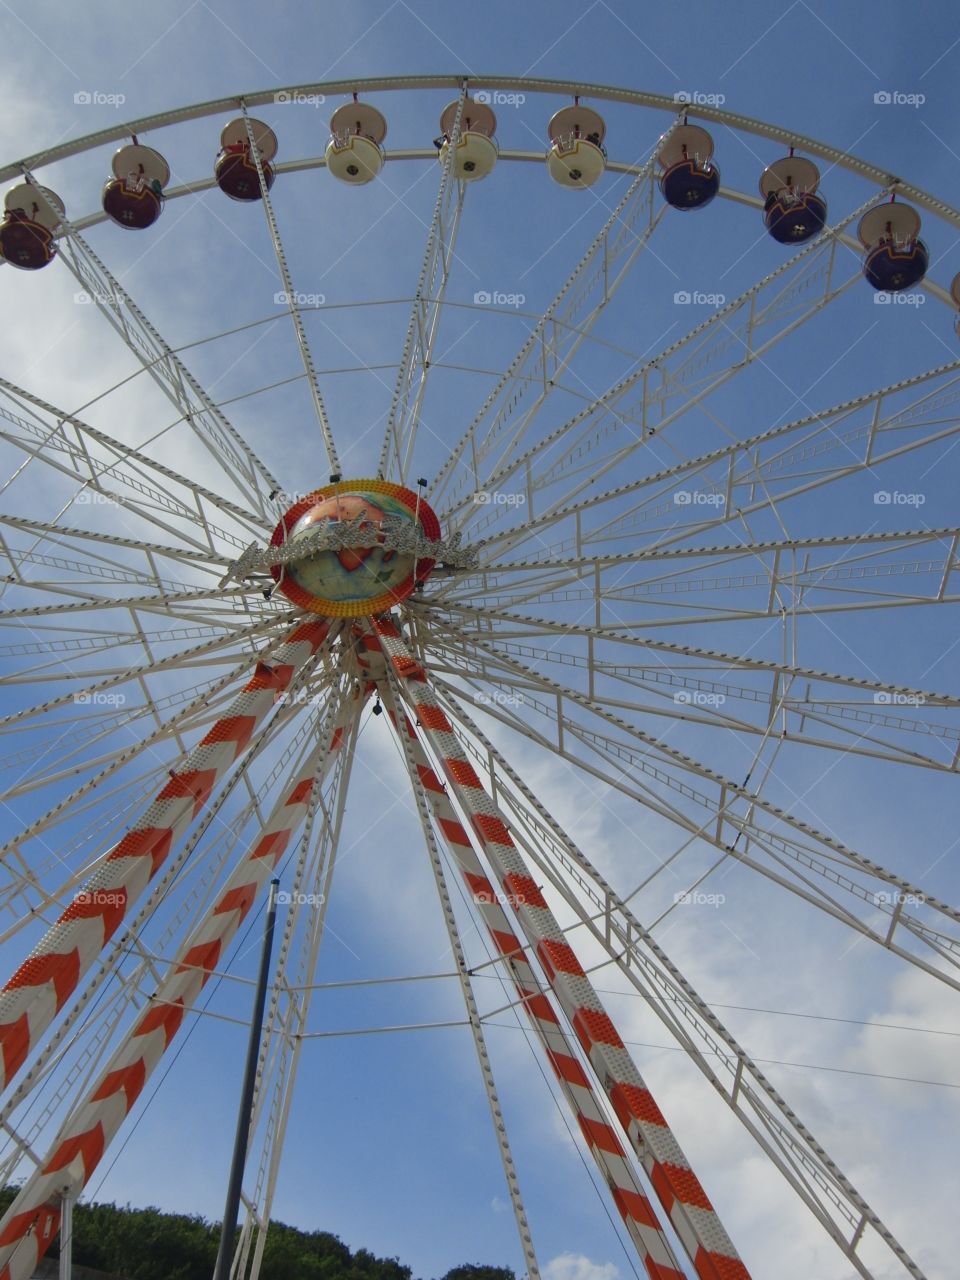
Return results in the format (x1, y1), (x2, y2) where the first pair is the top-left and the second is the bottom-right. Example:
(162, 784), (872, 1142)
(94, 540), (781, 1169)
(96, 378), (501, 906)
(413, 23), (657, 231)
(2, 72), (959, 232)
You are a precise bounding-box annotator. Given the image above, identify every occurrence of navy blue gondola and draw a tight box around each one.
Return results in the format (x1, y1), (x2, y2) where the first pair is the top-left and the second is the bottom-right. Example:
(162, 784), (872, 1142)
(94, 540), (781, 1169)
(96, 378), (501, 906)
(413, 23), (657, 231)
(760, 155), (826, 244)
(658, 123), (720, 211)
(858, 200), (928, 292)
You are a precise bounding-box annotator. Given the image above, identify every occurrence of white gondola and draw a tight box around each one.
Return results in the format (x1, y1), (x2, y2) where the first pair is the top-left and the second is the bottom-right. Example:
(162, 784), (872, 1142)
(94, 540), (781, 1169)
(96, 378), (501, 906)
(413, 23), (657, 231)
(437, 97), (498, 181)
(546, 103), (606, 189)
(326, 100), (387, 185)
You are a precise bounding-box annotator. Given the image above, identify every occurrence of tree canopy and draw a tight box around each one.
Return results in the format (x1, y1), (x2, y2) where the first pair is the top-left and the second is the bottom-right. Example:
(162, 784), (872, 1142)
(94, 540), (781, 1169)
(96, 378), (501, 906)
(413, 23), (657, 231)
(0, 1190), (518, 1280)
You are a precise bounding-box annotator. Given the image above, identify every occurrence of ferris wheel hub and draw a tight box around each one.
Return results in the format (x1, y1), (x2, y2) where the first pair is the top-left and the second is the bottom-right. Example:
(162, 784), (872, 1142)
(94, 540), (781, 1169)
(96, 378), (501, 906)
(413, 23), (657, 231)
(269, 479), (440, 618)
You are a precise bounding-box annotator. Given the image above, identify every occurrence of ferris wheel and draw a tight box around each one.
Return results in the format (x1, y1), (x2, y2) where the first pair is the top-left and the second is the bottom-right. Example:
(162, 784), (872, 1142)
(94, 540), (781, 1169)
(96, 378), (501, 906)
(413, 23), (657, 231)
(0, 73), (958, 1280)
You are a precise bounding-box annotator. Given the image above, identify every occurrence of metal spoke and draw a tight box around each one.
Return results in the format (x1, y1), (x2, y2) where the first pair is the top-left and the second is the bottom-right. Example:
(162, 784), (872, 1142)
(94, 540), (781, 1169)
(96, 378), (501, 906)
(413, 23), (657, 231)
(417, 624), (960, 984)
(378, 87), (467, 483)
(24, 175), (280, 516)
(431, 131), (673, 517)
(241, 106), (340, 476)
(464, 359), (960, 566)
(380, 671), (541, 1279)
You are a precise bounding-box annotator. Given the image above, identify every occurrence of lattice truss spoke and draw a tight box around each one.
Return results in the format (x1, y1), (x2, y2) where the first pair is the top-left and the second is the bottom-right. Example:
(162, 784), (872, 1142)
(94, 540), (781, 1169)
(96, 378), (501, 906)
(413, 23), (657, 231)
(439, 354), (960, 569)
(434, 192), (889, 539)
(432, 527), (960, 627)
(0, 75), (957, 1280)
(417, 601), (960, 771)
(414, 620), (960, 988)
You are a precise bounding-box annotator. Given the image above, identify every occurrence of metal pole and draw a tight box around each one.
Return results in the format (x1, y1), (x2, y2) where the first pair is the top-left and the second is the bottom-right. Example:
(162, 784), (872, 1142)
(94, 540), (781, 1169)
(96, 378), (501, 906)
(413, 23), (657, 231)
(58, 1189), (73, 1280)
(213, 879), (280, 1280)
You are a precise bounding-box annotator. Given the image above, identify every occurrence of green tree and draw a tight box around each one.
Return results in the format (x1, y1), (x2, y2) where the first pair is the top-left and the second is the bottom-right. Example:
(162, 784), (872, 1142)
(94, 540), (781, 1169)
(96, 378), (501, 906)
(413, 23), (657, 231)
(0, 1189), (510, 1280)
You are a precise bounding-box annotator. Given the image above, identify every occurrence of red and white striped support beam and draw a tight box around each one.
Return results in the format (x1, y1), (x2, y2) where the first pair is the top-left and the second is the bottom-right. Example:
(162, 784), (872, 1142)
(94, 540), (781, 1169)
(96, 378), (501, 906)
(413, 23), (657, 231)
(371, 615), (751, 1280)
(0, 687), (357, 1280)
(362, 623), (683, 1277)
(390, 704), (684, 1276)
(0, 618), (333, 1093)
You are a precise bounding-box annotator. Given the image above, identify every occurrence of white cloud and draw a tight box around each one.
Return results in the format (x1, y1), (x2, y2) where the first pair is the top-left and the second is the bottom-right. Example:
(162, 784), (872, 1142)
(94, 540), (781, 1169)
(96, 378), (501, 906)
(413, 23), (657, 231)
(543, 1253), (618, 1280)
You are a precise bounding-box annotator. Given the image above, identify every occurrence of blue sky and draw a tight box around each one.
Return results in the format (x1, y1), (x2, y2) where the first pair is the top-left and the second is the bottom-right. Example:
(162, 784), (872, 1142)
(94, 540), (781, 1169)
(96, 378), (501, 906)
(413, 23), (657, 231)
(0, 4), (959, 1280)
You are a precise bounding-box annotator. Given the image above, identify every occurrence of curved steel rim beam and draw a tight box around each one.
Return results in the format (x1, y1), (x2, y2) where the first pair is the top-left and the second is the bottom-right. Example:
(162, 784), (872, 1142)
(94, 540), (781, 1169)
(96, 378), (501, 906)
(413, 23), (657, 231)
(2, 74), (958, 229)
